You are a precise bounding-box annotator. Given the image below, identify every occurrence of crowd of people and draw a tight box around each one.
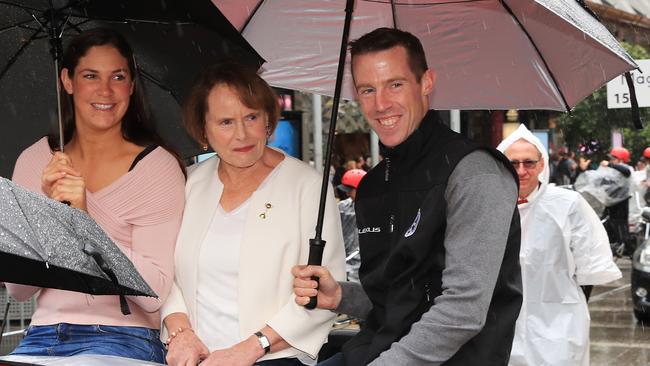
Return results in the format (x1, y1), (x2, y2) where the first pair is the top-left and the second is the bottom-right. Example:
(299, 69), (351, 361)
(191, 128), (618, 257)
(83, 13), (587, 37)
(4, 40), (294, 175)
(1, 25), (629, 366)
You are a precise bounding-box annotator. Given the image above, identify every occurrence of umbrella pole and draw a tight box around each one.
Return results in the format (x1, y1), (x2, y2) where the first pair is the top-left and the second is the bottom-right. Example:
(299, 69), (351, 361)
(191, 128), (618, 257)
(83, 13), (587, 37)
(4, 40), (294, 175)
(46, 8), (66, 152)
(54, 57), (65, 151)
(305, 0), (355, 310)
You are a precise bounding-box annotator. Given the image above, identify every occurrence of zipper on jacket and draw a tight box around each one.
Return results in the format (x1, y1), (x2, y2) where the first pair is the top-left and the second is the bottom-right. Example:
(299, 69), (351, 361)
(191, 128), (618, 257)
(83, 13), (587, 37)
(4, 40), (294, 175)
(389, 214), (395, 233)
(384, 157), (391, 181)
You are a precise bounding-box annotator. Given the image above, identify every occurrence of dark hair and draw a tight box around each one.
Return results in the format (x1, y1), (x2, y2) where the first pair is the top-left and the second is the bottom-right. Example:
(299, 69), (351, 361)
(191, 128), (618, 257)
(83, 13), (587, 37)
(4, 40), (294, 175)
(184, 62), (280, 145)
(48, 27), (163, 151)
(349, 27), (428, 80)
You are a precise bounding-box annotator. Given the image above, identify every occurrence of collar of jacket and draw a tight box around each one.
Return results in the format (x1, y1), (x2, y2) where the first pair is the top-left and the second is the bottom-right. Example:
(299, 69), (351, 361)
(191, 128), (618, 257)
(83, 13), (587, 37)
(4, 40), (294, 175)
(380, 110), (441, 175)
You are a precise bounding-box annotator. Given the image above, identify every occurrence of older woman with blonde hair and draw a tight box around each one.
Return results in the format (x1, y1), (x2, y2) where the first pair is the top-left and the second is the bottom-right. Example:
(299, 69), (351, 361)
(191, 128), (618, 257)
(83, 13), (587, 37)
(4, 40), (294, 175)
(161, 62), (346, 366)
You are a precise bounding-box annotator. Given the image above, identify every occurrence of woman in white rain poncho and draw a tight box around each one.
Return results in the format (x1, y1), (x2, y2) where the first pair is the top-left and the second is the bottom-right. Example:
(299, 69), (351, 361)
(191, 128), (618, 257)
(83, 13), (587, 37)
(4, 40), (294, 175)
(497, 125), (621, 366)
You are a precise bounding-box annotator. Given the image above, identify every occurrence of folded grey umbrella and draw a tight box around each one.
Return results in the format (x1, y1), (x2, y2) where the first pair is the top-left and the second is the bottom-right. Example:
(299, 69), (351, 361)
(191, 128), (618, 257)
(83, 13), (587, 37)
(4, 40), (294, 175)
(0, 177), (156, 315)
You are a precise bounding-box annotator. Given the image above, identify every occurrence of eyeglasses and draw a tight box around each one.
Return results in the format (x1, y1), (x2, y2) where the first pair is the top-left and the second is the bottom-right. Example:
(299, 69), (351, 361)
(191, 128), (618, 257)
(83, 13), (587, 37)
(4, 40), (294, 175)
(510, 160), (539, 169)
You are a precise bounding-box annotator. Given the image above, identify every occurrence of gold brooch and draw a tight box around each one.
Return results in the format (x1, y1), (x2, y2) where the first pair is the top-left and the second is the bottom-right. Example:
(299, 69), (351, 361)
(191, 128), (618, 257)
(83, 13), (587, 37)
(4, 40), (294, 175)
(259, 203), (272, 219)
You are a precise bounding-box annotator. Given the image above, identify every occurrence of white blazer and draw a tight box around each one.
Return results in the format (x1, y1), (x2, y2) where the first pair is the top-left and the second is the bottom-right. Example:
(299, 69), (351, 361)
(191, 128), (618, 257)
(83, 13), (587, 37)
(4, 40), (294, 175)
(161, 153), (346, 361)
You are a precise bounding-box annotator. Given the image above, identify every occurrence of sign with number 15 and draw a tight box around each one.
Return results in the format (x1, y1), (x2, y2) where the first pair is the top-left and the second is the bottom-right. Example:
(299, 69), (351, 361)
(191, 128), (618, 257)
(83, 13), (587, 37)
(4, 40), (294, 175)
(607, 59), (650, 109)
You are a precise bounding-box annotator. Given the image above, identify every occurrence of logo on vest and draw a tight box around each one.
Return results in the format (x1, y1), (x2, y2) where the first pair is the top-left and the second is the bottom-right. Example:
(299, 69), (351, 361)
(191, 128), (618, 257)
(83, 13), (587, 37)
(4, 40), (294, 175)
(358, 227), (381, 234)
(404, 209), (421, 238)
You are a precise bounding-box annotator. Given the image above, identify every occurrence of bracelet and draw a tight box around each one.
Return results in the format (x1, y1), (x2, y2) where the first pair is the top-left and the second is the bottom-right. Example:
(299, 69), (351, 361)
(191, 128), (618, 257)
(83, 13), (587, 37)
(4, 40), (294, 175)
(164, 327), (194, 348)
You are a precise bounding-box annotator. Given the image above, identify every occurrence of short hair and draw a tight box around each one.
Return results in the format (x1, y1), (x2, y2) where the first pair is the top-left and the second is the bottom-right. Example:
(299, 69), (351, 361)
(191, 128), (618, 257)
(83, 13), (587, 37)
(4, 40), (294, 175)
(184, 62), (280, 145)
(349, 27), (428, 80)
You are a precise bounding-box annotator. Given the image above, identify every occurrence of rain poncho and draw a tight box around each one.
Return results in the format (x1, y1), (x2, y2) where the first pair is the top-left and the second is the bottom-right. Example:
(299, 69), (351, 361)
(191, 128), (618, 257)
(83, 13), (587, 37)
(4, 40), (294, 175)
(497, 125), (622, 366)
(338, 197), (360, 282)
(574, 166), (631, 216)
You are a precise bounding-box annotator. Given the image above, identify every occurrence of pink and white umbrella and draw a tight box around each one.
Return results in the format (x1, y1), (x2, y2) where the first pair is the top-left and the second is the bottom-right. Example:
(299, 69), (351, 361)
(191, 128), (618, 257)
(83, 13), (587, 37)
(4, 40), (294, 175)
(216, 0), (637, 111)
(214, 0), (639, 307)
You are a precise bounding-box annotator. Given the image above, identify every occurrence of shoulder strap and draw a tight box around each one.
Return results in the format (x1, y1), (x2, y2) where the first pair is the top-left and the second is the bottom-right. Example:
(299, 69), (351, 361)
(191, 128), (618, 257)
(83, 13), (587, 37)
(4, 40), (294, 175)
(128, 145), (158, 172)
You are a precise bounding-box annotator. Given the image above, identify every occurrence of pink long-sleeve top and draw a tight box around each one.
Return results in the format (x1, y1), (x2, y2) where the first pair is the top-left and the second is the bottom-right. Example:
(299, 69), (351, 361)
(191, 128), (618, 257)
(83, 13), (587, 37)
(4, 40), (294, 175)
(7, 137), (185, 329)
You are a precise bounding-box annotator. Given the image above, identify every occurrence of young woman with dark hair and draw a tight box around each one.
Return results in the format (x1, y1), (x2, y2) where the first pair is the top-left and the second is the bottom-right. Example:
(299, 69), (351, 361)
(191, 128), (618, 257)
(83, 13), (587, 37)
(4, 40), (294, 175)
(7, 27), (185, 363)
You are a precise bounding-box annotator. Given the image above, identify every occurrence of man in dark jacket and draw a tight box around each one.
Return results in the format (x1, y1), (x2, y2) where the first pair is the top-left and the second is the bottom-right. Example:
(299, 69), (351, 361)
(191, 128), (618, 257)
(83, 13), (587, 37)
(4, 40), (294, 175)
(293, 28), (522, 365)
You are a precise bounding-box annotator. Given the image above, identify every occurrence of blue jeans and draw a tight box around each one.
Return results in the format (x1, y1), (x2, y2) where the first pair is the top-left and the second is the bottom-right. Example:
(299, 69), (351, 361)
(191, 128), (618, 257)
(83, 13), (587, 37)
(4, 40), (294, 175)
(10, 323), (166, 363)
(316, 352), (344, 366)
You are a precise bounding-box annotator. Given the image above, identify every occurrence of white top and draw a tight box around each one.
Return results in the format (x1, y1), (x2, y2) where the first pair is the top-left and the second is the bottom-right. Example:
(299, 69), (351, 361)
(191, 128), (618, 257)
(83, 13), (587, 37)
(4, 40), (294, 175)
(196, 199), (250, 350)
(160, 151), (346, 362)
(195, 165), (280, 352)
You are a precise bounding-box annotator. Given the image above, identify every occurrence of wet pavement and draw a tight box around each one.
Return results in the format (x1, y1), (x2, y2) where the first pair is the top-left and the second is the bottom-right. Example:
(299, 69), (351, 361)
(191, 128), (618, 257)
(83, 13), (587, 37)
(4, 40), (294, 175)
(590, 258), (650, 365)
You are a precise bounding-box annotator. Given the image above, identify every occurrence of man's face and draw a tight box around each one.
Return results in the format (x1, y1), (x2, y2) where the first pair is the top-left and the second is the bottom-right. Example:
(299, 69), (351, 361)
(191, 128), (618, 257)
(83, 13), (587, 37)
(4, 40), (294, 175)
(505, 139), (544, 198)
(352, 46), (434, 148)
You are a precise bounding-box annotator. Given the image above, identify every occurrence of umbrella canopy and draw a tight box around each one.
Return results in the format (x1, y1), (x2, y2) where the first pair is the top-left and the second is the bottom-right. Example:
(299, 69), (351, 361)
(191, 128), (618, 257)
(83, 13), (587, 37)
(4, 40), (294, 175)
(0, 177), (156, 314)
(217, 0), (637, 111)
(0, 0), (264, 178)
(216, 0), (638, 308)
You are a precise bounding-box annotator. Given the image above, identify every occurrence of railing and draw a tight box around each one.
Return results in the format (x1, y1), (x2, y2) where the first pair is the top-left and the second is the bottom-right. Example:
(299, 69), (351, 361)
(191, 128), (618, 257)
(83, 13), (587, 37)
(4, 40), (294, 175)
(0, 287), (34, 355)
(0, 330), (24, 356)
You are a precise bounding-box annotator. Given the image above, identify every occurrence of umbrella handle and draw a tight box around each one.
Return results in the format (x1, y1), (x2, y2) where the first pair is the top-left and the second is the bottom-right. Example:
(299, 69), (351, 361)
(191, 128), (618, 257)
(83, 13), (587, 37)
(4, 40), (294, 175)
(305, 238), (325, 310)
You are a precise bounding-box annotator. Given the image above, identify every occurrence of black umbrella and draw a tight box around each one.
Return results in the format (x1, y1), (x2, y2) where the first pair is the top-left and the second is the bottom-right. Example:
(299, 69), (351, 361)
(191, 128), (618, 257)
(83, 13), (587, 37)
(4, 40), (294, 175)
(0, 176), (156, 315)
(0, 0), (264, 178)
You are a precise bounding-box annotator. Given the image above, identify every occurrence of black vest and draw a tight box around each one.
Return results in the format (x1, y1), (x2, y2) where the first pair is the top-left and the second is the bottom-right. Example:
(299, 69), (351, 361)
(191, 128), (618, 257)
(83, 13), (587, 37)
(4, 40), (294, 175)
(342, 111), (522, 365)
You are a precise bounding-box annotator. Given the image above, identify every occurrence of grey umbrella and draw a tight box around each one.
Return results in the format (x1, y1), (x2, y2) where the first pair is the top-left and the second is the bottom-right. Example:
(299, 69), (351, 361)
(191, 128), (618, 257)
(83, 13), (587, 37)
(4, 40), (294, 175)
(0, 177), (156, 315)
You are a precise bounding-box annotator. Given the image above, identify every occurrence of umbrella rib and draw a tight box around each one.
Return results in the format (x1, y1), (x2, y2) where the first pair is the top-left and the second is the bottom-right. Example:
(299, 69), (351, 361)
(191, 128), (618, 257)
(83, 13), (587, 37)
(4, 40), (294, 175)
(0, 18), (37, 34)
(0, 27), (43, 82)
(361, 0), (483, 5)
(499, 0), (571, 112)
(0, 0), (42, 12)
(140, 70), (182, 103)
(240, 0), (266, 34)
(67, 19), (92, 34)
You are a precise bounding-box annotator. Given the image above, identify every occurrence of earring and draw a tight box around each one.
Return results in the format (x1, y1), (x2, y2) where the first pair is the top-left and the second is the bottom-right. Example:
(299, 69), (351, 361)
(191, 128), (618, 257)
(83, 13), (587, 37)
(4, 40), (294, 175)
(202, 143), (208, 152)
(266, 124), (272, 138)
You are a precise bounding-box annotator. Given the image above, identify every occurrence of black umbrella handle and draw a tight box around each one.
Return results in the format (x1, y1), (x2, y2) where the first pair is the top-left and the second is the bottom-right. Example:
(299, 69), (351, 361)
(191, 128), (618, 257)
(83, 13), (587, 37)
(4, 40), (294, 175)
(85, 246), (131, 315)
(305, 238), (325, 310)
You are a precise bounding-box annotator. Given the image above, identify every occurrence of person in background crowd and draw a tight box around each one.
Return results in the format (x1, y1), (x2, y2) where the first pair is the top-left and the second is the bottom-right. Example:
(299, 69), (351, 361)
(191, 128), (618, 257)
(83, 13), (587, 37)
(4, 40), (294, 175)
(337, 168), (367, 283)
(498, 125), (621, 366)
(639, 147), (650, 206)
(599, 147), (635, 256)
(333, 158), (358, 199)
(635, 157), (647, 172)
(8, 27), (185, 363)
(161, 62), (345, 366)
(603, 147), (633, 173)
(629, 148), (650, 229)
(548, 152), (559, 184)
(553, 147), (577, 185)
(356, 155), (370, 171)
(293, 27), (522, 365)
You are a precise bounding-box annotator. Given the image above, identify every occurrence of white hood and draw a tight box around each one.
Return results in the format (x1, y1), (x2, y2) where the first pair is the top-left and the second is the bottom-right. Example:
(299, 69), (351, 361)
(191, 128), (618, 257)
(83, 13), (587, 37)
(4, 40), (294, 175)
(496, 124), (549, 205)
(497, 125), (622, 366)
